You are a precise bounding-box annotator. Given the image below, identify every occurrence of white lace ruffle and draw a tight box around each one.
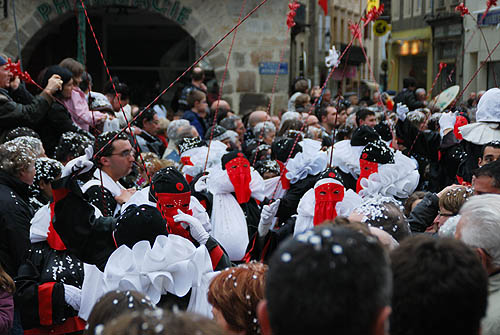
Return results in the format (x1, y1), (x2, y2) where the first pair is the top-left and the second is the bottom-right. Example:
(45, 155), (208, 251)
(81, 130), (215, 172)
(459, 122), (500, 145)
(331, 140), (364, 177)
(78, 234), (215, 320)
(358, 151), (419, 199)
(285, 139), (328, 184)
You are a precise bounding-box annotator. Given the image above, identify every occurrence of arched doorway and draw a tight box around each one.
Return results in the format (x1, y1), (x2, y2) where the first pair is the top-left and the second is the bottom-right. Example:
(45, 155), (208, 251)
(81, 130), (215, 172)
(22, 6), (215, 108)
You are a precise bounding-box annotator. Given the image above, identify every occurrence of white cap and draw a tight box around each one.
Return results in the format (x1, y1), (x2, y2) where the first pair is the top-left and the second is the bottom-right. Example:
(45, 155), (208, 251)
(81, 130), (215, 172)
(476, 88), (500, 123)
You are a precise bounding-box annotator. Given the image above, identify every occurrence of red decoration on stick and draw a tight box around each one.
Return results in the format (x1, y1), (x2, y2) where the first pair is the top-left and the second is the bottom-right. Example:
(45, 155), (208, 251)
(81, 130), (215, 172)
(349, 22), (362, 43)
(480, 0), (497, 23)
(362, 4), (384, 27)
(318, 0), (328, 15)
(455, 3), (469, 17)
(287, 1), (300, 29)
(5, 58), (34, 85)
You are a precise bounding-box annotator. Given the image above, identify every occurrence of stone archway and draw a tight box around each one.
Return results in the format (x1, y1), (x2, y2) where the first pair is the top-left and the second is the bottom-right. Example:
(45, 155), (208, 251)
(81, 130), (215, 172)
(1, 0), (290, 114)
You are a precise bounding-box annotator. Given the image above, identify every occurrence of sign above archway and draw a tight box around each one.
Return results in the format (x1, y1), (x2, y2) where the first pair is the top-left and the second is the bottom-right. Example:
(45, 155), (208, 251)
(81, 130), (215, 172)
(36, 0), (192, 25)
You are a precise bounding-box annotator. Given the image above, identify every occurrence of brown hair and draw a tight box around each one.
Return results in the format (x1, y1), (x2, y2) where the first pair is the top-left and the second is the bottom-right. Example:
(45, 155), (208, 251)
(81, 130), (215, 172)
(187, 90), (206, 108)
(84, 290), (155, 335)
(0, 263), (15, 294)
(439, 186), (473, 215)
(207, 262), (267, 335)
(103, 310), (225, 335)
(59, 58), (85, 79)
(294, 94), (310, 108)
(404, 191), (426, 217)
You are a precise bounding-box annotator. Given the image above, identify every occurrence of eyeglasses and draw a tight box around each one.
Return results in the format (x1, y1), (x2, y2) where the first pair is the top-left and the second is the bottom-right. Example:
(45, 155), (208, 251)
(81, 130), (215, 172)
(437, 211), (454, 217)
(110, 149), (135, 157)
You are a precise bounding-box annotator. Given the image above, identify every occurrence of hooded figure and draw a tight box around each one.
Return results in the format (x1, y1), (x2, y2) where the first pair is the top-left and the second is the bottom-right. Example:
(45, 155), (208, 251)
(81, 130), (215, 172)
(207, 151), (266, 260)
(294, 174), (361, 236)
(457, 88), (500, 182)
(357, 140), (395, 193)
(150, 167), (195, 241)
(356, 140), (419, 199)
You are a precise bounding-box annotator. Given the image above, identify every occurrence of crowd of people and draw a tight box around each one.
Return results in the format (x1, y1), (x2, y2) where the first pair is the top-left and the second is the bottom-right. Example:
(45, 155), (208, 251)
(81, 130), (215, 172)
(1, 52), (500, 335)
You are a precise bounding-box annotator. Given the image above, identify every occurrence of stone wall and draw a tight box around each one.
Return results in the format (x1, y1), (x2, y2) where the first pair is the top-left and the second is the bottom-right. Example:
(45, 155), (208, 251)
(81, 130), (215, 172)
(0, 0), (291, 115)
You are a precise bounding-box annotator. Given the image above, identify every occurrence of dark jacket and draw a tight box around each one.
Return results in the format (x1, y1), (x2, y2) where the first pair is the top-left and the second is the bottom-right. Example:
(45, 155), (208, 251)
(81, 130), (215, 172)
(14, 241), (85, 334)
(0, 171), (35, 277)
(0, 290), (13, 335)
(35, 101), (79, 157)
(408, 192), (439, 233)
(393, 88), (425, 111)
(0, 88), (52, 141)
(276, 174), (319, 223)
(182, 110), (207, 140)
(136, 131), (166, 157)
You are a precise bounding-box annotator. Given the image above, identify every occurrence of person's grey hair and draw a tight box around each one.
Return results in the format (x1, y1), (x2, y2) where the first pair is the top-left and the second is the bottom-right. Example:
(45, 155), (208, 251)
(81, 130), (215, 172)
(305, 126), (323, 140)
(220, 115), (241, 131)
(280, 111), (301, 128)
(8, 136), (44, 157)
(225, 130), (239, 144)
(253, 121), (276, 137)
(438, 214), (461, 238)
(167, 120), (192, 145)
(416, 88), (426, 96)
(0, 141), (37, 177)
(459, 194), (500, 267)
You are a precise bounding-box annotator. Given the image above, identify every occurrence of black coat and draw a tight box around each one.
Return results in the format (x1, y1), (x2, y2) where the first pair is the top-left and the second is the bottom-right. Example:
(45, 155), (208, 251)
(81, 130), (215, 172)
(0, 171), (35, 277)
(0, 88), (51, 140)
(35, 101), (79, 157)
(408, 192), (439, 233)
(14, 241), (84, 331)
(276, 174), (319, 223)
(393, 89), (425, 111)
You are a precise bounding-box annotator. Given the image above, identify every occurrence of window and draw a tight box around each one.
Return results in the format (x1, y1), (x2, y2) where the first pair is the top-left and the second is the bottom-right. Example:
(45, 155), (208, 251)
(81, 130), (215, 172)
(392, 0), (400, 21)
(414, 0), (422, 16)
(425, 0), (432, 13)
(403, 0), (412, 18)
(488, 62), (500, 89)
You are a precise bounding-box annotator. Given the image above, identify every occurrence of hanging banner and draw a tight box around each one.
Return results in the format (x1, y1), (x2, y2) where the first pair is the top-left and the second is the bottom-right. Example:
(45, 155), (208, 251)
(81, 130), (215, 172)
(367, 0), (380, 12)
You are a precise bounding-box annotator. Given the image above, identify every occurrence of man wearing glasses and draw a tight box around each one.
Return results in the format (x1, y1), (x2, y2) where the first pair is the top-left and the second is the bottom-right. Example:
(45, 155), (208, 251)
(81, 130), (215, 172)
(82, 130), (136, 217)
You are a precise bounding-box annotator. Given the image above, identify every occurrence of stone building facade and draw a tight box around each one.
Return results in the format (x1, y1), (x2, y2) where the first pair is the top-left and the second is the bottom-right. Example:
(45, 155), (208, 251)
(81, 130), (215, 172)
(0, 0), (292, 115)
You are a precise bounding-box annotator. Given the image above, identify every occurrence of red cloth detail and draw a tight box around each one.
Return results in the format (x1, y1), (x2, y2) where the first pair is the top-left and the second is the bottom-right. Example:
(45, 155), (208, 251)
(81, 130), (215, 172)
(199, 199), (207, 209)
(318, 0), (328, 15)
(209, 245), (224, 270)
(438, 151), (442, 162)
(156, 192), (194, 241)
(180, 156), (193, 166)
(454, 116), (468, 140)
(24, 316), (86, 335)
(47, 203), (66, 251)
(158, 135), (168, 147)
(314, 183), (344, 226)
(276, 160), (290, 190)
(242, 235), (257, 263)
(52, 188), (69, 204)
(356, 159), (379, 193)
(185, 175), (194, 184)
(225, 157), (252, 204)
(260, 238), (272, 262)
(38, 283), (56, 326)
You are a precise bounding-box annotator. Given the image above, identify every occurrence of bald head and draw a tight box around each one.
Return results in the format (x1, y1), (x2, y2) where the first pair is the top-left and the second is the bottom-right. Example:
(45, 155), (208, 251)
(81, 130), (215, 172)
(210, 99), (231, 111)
(248, 110), (270, 128)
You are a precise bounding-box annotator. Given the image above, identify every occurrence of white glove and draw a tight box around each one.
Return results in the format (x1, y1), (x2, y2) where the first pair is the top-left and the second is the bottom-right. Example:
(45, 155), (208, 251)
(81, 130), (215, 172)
(194, 174), (209, 193)
(61, 146), (94, 177)
(174, 209), (210, 245)
(258, 199), (280, 237)
(63, 284), (82, 311)
(439, 112), (456, 137)
(396, 103), (409, 122)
